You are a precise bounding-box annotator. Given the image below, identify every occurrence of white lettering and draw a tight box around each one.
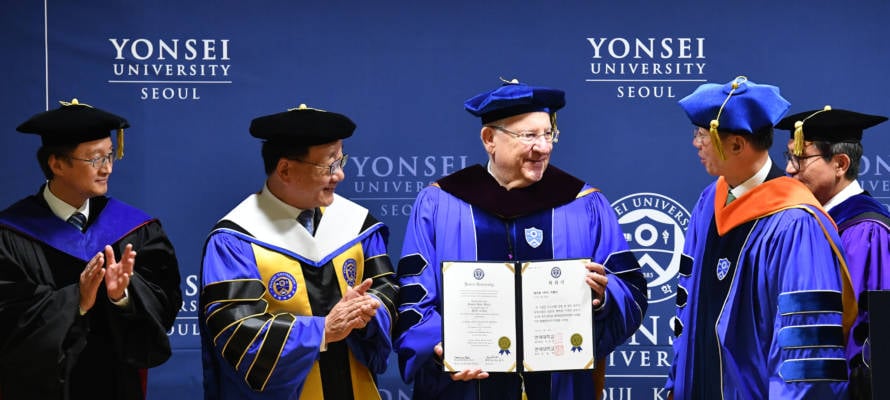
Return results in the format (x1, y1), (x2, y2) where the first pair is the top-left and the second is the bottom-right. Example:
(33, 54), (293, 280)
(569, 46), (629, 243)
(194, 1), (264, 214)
(109, 38), (231, 61)
(587, 37), (705, 60)
(185, 274), (200, 296)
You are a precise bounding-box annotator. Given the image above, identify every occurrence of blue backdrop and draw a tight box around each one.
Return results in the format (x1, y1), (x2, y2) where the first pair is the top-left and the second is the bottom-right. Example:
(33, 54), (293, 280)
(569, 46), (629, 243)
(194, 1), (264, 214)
(2, 2), (889, 399)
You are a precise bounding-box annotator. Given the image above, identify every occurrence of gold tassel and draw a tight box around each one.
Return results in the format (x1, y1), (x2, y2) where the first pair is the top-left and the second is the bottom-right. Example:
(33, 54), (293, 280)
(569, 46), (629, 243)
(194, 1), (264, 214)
(116, 128), (125, 160)
(793, 105), (832, 156)
(792, 121), (804, 156)
(520, 372), (528, 400)
(710, 119), (725, 160)
(709, 76), (746, 161)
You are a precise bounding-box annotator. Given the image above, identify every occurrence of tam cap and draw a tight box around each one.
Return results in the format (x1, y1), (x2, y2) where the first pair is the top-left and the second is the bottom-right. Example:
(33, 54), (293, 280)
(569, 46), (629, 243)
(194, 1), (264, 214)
(464, 78), (565, 125)
(678, 76), (790, 159)
(775, 106), (887, 156)
(249, 103), (355, 146)
(17, 99), (129, 159)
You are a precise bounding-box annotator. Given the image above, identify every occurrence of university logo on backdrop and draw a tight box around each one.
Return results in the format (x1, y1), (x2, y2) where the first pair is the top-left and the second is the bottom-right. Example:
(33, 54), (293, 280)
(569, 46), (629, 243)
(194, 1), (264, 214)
(108, 38), (231, 101)
(611, 192), (689, 304)
(585, 36), (707, 99)
(603, 192), (690, 398)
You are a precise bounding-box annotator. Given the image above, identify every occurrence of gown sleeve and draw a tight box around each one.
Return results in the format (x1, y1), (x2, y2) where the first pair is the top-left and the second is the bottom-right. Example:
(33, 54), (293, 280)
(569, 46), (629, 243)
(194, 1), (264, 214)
(201, 231), (326, 393)
(393, 187), (453, 396)
(105, 221), (183, 368)
(345, 227), (399, 374)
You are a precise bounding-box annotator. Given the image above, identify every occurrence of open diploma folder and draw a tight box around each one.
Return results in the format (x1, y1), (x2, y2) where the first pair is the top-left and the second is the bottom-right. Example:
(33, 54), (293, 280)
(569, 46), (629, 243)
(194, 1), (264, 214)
(441, 259), (595, 373)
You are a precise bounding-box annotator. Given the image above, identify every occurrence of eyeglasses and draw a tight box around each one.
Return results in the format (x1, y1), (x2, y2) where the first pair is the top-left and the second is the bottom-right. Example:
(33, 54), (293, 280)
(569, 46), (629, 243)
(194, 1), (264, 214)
(69, 152), (115, 169)
(292, 154), (348, 176)
(783, 150), (824, 171)
(487, 125), (559, 144)
(693, 128), (710, 144)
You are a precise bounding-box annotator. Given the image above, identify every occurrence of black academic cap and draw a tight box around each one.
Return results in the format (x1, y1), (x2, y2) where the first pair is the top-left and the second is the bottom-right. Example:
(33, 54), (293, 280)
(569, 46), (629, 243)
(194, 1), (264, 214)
(776, 106), (888, 155)
(17, 99), (129, 158)
(464, 78), (565, 125)
(249, 104), (355, 146)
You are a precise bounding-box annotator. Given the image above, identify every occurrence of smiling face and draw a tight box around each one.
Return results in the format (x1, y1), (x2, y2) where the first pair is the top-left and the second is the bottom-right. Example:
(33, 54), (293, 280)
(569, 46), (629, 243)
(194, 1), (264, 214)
(47, 136), (114, 208)
(279, 140), (345, 209)
(482, 111), (553, 189)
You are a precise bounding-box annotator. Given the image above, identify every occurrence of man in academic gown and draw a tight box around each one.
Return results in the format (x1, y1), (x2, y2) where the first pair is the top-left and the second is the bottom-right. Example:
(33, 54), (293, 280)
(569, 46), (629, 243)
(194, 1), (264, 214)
(0, 100), (183, 400)
(777, 106), (890, 399)
(393, 79), (648, 399)
(665, 77), (856, 399)
(199, 103), (398, 399)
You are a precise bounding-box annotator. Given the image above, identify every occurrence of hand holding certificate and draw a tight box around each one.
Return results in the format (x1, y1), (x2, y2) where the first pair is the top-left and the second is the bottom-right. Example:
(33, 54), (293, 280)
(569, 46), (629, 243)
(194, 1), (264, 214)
(441, 259), (595, 374)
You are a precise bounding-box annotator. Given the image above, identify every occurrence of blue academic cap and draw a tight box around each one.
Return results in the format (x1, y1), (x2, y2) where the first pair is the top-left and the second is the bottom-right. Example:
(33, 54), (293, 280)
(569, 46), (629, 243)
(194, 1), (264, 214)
(679, 76), (790, 135)
(464, 78), (565, 124)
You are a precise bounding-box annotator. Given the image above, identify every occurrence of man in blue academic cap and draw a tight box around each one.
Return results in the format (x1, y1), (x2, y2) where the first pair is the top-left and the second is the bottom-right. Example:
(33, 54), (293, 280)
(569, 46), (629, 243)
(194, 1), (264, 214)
(393, 79), (648, 399)
(666, 77), (855, 399)
(0, 99), (182, 399)
(777, 106), (890, 400)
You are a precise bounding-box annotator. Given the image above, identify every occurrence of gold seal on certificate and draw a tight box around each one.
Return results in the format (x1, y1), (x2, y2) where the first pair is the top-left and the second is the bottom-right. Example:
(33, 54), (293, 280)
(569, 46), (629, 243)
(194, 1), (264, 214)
(441, 259), (595, 373)
(498, 336), (511, 355)
(570, 333), (583, 352)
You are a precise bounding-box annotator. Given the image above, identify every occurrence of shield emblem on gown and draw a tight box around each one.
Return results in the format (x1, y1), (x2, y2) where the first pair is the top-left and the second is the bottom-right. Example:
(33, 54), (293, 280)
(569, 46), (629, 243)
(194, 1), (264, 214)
(524, 227), (543, 248)
(716, 258), (731, 280)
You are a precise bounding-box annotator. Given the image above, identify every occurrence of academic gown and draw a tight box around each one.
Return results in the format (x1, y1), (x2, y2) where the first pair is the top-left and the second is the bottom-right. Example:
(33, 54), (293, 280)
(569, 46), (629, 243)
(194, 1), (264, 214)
(829, 193), (890, 361)
(394, 164), (648, 400)
(200, 191), (398, 400)
(666, 164), (856, 400)
(0, 189), (182, 400)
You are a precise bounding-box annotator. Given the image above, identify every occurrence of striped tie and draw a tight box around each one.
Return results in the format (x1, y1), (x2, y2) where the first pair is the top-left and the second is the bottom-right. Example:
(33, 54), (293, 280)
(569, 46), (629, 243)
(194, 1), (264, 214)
(67, 212), (87, 231)
(297, 209), (315, 235)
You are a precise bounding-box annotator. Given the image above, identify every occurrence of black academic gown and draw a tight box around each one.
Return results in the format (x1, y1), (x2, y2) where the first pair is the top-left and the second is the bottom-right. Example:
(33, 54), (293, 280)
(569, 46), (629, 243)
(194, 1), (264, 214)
(0, 189), (182, 400)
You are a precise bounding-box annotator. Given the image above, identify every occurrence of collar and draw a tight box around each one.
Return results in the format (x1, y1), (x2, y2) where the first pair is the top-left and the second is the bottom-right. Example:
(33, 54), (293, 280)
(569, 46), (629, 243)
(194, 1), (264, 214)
(436, 164), (586, 219)
(824, 180), (863, 212)
(729, 157), (771, 200)
(43, 182), (89, 222)
(261, 181), (312, 219)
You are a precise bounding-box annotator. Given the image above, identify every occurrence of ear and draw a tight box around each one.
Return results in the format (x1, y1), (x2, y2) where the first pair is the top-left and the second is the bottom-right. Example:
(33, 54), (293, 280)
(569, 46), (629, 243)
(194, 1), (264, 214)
(833, 153), (851, 177)
(275, 158), (292, 182)
(729, 135), (744, 153)
(481, 126), (495, 154)
(48, 154), (67, 177)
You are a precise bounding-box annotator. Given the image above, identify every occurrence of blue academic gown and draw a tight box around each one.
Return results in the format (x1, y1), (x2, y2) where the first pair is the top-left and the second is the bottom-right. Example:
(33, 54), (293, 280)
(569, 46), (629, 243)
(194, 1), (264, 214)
(666, 165), (856, 399)
(200, 190), (398, 400)
(394, 165), (648, 400)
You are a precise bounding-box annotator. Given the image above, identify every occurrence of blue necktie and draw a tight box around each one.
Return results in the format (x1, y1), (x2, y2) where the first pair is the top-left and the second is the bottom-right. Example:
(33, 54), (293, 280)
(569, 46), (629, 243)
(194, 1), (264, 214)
(297, 209), (315, 235)
(67, 212), (87, 231)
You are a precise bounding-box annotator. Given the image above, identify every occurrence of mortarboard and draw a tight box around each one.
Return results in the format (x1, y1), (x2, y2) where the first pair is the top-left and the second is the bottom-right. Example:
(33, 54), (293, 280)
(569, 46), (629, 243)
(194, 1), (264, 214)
(678, 76), (790, 159)
(464, 78), (565, 125)
(16, 99), (129, 159)
(249, 103), (355, 146)
(775, 106), (888, 156)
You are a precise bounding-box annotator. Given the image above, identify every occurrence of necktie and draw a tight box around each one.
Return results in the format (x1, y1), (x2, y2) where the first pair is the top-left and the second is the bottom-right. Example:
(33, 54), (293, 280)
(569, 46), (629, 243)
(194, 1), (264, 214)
(67, 212), (87, 231)
(297, 209), (315, 235)
(725, 190), (736, 206)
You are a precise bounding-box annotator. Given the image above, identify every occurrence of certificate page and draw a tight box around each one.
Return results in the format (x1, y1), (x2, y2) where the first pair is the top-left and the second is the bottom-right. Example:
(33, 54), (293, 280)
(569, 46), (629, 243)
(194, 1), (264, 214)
(441, 261), (517, 372)
(520, 259), (594, 372)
